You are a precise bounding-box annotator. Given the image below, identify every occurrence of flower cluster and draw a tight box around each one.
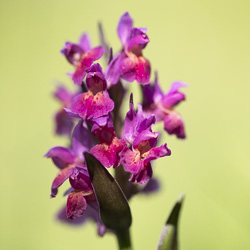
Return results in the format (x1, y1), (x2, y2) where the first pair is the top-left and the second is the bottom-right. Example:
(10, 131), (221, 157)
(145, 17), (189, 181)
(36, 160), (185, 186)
(45, 12), (186, 235)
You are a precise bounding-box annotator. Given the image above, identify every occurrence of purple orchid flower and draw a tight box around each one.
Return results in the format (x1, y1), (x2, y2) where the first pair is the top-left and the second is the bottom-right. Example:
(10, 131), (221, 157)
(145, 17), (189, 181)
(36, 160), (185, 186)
(57, 198), (107, 236)
(45, 120), (100, 220)
(119, 95), (171, 184)
(143, 73), (187, 139)
(106, 12), (151, 86)
(61, 33), (105, 85)
(65, 63), (114, 120)
(90, 114), (126, 168)
(53, 85), (77, 136)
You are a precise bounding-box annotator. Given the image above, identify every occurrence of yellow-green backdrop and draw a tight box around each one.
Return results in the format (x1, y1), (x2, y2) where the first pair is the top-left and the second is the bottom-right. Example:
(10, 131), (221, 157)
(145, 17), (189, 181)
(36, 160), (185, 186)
(1, 0), (250, 249)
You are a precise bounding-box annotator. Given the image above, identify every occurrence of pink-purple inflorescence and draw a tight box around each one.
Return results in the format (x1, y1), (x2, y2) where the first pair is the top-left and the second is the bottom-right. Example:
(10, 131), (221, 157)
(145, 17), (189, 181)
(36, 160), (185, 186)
(45, 12), (187, 235)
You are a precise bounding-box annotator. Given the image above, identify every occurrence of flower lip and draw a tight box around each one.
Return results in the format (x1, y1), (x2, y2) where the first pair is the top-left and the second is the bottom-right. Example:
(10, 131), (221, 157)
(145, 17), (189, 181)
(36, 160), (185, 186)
(89, 114), (126, 168)
(66, 191), (88, 220)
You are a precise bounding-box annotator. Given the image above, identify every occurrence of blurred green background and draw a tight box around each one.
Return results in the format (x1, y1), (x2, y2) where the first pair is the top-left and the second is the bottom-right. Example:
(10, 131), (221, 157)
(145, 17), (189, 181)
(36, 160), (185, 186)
(1, 0), (250, 249)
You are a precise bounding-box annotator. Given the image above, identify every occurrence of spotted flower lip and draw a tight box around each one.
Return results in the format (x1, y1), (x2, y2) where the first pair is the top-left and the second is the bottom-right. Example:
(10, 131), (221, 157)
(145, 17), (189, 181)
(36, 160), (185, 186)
(119, 95), (171, 184)
(106, 12), (151, 86)
(61, 33), (105, 85)
(57, 196), (107, 236)
(65, 64), (114, 120)
(143, 73), (187, 139)
(90, 114), (126, 168)
(66, 190), (88, 220)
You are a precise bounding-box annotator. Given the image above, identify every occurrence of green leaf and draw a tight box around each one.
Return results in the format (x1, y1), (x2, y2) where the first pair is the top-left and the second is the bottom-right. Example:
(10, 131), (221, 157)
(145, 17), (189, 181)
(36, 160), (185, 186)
(157, 193), (185, 250)
(84, 152), (132, 231)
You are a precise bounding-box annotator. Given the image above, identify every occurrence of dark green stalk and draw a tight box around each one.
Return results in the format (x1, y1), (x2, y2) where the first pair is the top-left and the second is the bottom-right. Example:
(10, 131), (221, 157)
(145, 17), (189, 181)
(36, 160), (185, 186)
(116, 229), (132, 250)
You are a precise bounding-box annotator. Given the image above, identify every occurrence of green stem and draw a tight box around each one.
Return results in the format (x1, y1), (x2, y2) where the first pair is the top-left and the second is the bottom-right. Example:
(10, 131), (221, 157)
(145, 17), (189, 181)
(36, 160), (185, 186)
(116, 229), (132, 250)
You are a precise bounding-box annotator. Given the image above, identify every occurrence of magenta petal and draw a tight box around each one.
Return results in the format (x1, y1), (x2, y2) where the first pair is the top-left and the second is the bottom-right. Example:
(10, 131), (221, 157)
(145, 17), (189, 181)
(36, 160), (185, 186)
(66, 191), (87, 219)
(69, 91), (114, 120)
(61, 42), (84, 66)
(51, 167), (74, 197)
(86, 70), (107, 94)
(90, 114), (115, 144)
(72, 120), (95, 160)
(105, 53), (122, 85)
(137, 104), (156, 132)
(79, 33), (91, 52)
(119, 147), (141, 173)
(161, 81), (187, 108)
(168, 81), (187, 94)
(117, 12), (133, 45)
(127, 31), (150, 51)
(87, 63), (103, 73)
(120, 54), (137, 82)
(57, 205), (87, 225)
(45, 146), (76, 169)
(123, 101), (156, 146)
(72, 47), (105, 85)
(130, 162), (152, 184)
(136, 56), (150, 85)
(143, 143), (171, 164)
(133, 129), (160, 149)
(87, 91), (114, 119)
(54, 110), (74, 136)
(90, 144), (114, 168)
(161, 92), (186, 109)
(143, 72), (164, 107)
(85, 46), (105, 62)
(72, 64), (88, 85)
(69, 169), (92, 192)
(90, 138), (126, 168)
(69, 93), (93, 120)
(153, 72), (164, 102)
(54, 86), (72, 105)
(164, 112), (186, 139)
(123, 101), (139, 145)
(64, 108), (81, 118)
